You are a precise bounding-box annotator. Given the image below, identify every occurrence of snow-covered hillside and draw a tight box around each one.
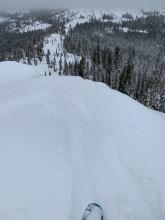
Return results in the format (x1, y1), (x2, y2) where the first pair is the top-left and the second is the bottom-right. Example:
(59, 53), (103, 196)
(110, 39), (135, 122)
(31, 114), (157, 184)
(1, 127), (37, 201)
(0, 61), (165, 220)
(64, 8), (157, 31)
(23, 33), (81, 76)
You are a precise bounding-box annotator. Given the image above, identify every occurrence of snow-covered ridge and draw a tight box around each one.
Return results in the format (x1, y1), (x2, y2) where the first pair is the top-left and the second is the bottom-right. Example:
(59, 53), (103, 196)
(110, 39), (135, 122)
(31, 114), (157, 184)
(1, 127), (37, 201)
(0, 61), (39, 87)
(64, 8), (165, 31)
(0, 61), (165, 220)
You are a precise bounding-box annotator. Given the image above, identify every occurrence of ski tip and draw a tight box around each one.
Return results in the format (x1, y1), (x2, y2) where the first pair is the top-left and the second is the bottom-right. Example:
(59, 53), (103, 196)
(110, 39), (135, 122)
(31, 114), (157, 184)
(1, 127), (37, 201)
(86, 203), (103, 210)
(82, 203), (103, 220)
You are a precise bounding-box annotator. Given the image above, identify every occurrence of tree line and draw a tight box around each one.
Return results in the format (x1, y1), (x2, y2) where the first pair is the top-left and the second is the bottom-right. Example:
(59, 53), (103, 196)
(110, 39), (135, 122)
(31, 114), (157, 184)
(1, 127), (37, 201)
(63, 15), (165, 112)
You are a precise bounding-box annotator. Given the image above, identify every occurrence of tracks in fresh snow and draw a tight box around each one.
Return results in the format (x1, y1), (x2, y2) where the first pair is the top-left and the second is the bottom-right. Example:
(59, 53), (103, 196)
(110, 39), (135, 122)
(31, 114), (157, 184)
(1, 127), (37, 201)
(61, 96), (127, 220)
(1, 72), (165, 220)
(57, 95), (165, 220)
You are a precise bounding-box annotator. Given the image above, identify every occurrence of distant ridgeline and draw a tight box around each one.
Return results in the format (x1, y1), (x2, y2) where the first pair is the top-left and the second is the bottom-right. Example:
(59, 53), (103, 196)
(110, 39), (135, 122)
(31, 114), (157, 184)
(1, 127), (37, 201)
(0, 9), (66, 63)
(0, 9), (165, 113)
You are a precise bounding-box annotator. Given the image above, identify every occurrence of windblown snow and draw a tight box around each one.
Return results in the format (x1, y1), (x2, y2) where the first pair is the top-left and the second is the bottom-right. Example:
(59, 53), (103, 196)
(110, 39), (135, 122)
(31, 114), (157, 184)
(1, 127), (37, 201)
(0, 61), (165, 220)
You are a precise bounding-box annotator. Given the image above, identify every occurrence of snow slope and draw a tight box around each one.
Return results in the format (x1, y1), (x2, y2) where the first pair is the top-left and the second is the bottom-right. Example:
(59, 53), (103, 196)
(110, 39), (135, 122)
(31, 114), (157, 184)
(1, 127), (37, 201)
(0, 61), (165, 220)
(0, 62), (39, 86)
(25, 33), (81, 76)
(43, 34), (81, 67)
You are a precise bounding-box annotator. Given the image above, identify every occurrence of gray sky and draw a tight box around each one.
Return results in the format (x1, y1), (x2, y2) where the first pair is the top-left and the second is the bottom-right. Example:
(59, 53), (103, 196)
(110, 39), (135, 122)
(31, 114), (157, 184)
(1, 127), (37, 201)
(0, 0), (164, 10)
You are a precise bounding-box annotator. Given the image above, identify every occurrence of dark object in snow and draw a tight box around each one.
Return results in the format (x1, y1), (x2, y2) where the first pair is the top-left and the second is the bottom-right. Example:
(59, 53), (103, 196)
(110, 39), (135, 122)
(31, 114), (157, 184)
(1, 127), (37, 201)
(82, 203), (103, 220)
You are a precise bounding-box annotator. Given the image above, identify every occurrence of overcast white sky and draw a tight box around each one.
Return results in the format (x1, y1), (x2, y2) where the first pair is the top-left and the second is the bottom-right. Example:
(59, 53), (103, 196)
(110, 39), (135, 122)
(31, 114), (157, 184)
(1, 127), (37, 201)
(0, 0), (164, 10)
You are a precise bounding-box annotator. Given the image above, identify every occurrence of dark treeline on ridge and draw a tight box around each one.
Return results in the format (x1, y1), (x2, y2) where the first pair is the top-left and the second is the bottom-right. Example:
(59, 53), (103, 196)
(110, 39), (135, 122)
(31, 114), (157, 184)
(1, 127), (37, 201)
(63, 14), (165, 112)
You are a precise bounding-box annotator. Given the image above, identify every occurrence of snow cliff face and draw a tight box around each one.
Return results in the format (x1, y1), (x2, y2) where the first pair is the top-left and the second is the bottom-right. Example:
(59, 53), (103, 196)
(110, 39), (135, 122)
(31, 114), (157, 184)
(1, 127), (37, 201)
(0, 61), (165, 220)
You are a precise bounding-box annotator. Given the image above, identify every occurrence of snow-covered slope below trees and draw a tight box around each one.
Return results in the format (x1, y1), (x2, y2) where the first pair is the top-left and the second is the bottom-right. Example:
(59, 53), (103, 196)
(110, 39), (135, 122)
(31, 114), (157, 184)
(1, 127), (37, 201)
(0, 61), (165, 220)
(24, 33), (81, 76)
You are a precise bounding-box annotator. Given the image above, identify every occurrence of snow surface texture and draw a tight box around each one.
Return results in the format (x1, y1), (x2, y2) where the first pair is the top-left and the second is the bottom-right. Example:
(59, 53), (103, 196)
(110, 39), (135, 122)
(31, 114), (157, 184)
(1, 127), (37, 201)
(0, 61), (165, 220)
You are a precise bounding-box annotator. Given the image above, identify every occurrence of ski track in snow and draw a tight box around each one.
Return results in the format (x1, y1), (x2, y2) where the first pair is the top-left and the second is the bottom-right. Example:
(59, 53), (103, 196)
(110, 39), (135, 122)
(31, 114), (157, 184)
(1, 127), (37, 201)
(0, 68), (165, 220)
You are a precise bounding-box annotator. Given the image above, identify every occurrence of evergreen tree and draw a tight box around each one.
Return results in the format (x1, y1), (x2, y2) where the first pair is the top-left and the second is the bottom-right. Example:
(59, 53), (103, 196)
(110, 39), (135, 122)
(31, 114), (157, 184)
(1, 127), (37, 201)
(78, 57), (86, 78)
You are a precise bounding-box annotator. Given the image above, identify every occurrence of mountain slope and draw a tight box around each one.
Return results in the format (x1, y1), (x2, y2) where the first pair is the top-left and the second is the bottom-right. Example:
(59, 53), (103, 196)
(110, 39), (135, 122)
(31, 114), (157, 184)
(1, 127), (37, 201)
(0, 61), (165, 220)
